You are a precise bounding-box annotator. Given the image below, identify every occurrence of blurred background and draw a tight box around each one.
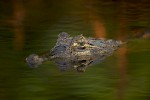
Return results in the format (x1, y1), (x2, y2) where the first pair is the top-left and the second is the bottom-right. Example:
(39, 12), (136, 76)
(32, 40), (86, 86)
(0, 0), (150, 100)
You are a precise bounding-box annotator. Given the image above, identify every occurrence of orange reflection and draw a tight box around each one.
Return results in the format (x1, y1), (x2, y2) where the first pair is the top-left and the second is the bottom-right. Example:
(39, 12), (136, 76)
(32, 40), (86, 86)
(84, 0), (106, 38)
(116, 1), (128, 100)
(92, 20), (106, 38)
(12, 0), (25, 51)
(116, 45), (128, 100)
(116, 29), (128, 100)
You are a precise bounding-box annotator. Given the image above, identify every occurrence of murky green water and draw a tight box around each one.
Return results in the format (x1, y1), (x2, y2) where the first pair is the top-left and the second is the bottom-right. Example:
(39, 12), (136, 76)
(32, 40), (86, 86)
(0, 0), (150, 100)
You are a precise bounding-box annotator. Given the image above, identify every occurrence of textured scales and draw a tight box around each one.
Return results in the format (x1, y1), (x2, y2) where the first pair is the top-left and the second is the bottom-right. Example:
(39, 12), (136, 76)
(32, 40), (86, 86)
(50, 32), (123, 59)
(26, 32), (124, 71)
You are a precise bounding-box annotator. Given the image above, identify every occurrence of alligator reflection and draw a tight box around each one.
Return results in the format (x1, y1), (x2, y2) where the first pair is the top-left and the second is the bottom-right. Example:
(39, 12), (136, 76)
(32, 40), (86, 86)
(53, 54), (109, 72)
(26, 32), (125, 72)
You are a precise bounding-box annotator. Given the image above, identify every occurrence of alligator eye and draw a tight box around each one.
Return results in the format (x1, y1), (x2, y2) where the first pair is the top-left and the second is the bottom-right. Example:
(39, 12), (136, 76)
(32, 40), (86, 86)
(78, 46), (86, 50)
(88, 43), (94, 46)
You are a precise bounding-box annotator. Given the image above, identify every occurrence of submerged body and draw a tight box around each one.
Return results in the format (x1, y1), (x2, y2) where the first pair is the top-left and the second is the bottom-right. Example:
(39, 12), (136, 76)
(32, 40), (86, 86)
(26, 32), (124, 72)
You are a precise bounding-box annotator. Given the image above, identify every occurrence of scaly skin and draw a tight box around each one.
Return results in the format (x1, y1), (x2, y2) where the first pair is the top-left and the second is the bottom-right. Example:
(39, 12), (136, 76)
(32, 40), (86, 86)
(26, 32), (124, 71)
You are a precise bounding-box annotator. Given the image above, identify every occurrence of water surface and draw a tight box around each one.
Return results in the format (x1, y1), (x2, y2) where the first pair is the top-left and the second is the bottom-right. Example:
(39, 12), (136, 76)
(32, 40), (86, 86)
(0, 0), (150, 100)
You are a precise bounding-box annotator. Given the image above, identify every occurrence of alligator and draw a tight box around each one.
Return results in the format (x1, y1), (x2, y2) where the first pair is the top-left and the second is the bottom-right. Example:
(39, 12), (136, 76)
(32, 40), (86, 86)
(26, 32), (125, 72)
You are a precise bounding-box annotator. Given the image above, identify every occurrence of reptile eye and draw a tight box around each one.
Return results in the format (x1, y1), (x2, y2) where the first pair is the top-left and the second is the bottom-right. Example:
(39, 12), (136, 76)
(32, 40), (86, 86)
(89, 43), (94, 46)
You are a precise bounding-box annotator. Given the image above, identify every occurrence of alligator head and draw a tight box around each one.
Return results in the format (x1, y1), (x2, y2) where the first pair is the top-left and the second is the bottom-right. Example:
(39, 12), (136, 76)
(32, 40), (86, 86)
(26, 32), (124, 72)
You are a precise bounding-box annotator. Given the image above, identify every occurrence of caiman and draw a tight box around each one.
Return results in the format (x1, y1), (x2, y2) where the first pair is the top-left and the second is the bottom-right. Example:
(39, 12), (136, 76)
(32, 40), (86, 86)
(26, 32), (125, 72)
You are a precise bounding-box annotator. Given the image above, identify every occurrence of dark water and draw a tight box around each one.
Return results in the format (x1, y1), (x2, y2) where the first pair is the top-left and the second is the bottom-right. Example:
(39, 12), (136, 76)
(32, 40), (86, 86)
(0, 0), (150, 100)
